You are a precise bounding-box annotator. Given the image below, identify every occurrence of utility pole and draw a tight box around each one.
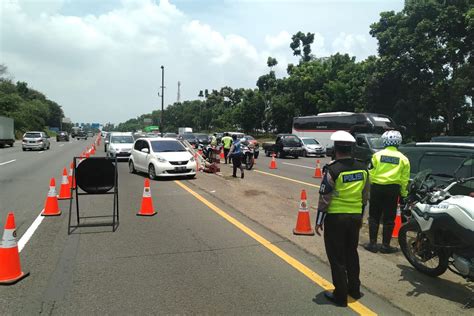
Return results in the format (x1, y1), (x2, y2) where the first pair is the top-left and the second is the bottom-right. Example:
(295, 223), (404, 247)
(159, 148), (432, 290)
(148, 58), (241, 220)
(160, 65), (164, 136)
(177, 81), (181, 103)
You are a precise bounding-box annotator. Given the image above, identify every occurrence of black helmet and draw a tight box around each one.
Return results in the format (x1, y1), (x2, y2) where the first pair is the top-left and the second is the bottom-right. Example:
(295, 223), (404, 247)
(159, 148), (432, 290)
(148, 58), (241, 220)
(231, 134), (237, 140)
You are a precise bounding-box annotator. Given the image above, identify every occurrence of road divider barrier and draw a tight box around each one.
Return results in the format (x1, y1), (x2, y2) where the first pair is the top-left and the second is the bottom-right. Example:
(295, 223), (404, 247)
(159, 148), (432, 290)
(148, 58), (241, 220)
(313, 159), (322, 178)
(58, 167), (71, 200)
(0, 212), (29, 285)
(269, 153), (277, 169)
(42, 178), (61, 216)
(137, 178), (157, 216)
(293, 189), (315, 236)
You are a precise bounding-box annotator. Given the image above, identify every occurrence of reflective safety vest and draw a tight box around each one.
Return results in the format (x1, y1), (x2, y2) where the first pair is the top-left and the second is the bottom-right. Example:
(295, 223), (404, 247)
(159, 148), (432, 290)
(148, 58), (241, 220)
(327, 159), (368, 214)
(369, 146), (410, 197)
(222, 136), (233, 149)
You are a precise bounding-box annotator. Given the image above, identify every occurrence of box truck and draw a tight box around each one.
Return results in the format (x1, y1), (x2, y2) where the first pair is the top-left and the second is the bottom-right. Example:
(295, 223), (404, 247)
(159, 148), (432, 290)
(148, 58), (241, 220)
(0, 116), (15, 148)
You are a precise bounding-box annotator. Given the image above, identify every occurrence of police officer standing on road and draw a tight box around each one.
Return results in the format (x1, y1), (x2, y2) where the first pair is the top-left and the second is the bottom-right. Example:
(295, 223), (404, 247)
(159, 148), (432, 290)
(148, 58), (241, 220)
(315, 131), (369, 307)
(221, 133), (233, 164)
(228, 134), (244, 178)
(364, 130), (410, 254)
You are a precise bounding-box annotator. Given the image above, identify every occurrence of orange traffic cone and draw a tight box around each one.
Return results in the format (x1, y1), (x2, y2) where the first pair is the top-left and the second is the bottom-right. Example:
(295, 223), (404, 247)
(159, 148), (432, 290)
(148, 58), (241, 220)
(293, 190), (315, 235)
(0, 212), (29, 285)
(313, 160), (322, 178)
(137, 179), (157, 216)
(58, 168), (71, 200)
(220, 150), (224, 160)
(42, 178), (61, 216)
(85, 150), (90, 158)
(90, 145), (95, 155)
(269, 153), (277, 169)
(68, 162), (76, 190)
(392, 204), (402, 238)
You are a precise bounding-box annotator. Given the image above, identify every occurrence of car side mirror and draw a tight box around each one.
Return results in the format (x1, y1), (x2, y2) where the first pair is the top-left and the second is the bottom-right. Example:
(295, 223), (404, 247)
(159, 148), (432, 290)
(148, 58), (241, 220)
(141, 148), (149, 154)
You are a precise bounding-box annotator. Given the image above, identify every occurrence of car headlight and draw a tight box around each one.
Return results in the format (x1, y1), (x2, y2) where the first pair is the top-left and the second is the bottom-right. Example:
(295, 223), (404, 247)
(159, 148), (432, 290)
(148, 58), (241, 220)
(190, 156), (195, 162)
(283, 147), (290, 150)
(156, 157), (167, 163)
(109, 147), (115, 152)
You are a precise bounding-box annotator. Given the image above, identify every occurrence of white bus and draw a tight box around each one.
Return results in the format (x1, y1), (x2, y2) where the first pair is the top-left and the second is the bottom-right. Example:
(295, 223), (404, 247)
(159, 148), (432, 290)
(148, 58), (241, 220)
(292, 112), (400, 148)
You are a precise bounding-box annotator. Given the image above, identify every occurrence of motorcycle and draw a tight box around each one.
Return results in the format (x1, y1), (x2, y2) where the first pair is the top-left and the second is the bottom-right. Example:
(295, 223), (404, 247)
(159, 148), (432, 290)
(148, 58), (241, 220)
(398, 169), (474, 279)
(240, 142), (255, 170)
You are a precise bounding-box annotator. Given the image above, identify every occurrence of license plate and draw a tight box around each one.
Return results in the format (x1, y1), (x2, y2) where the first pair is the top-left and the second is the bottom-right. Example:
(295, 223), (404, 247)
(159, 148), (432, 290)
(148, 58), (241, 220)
(175, 166), (186, 171)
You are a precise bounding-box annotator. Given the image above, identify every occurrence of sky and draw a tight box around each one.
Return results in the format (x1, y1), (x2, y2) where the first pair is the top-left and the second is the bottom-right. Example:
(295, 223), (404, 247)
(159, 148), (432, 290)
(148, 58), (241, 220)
(0, 0), (404, 125)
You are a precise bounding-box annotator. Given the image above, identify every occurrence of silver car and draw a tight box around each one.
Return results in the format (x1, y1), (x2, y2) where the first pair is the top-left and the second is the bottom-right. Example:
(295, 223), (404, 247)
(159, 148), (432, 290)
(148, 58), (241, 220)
(22, 131), (50, 151)
(300, 137), (326, 157)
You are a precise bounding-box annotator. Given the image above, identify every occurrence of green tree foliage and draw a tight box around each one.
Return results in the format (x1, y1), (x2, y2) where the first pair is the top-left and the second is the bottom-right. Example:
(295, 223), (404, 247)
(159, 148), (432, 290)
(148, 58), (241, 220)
(0, 68), (65, 135)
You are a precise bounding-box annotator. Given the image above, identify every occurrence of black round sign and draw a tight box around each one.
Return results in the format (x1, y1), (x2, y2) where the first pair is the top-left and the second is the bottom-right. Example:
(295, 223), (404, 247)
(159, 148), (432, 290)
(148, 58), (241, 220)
(76, 158), (115, 194)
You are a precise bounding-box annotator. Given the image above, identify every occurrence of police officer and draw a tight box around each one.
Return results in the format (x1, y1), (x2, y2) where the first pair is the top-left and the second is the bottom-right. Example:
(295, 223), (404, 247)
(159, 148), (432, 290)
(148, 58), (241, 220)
(364, 130), (410, 254)
(315, 131), (369, 307)
(228, 134), (244, 178)
(221, 133), (233, 164)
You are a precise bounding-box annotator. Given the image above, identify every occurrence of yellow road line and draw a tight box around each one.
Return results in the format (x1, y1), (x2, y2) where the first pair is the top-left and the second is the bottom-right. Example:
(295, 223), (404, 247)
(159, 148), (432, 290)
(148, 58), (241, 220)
(254, 169), (320, 188)
(174, 180), (376, 316)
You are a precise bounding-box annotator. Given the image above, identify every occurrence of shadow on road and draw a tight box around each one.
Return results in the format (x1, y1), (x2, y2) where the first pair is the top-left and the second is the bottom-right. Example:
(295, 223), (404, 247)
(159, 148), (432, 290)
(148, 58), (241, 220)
(397, 264), (473, 309)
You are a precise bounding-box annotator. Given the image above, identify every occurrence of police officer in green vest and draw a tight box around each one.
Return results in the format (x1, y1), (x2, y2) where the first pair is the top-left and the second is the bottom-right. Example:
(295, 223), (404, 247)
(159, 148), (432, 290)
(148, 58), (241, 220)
(316, 131), (369, 307)
(221, 133), (233, 164)
(364, 130), (410, 254)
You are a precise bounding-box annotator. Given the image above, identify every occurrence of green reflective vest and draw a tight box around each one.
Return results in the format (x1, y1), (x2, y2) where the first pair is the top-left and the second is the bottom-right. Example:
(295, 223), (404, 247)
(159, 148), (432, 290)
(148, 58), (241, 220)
(369, 146), (411, 197)
(328, 168), (368, 214)
(222, 136), (233, 149)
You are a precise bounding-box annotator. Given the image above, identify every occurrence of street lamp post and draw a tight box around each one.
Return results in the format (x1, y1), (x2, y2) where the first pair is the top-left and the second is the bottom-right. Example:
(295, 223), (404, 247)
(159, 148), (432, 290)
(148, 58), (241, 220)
(160, 65), (164, 137)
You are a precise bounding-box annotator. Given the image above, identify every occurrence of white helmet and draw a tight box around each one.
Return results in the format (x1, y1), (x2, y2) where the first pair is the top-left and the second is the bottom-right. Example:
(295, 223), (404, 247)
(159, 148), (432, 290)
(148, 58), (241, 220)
(331, 131), (356, 143)
(381, 130), (402, 147)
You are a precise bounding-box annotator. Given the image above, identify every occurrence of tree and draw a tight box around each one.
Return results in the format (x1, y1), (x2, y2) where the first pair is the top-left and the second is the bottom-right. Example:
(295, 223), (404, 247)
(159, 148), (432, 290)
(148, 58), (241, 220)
(290, 31), (315, 63)
(267, 57), (278, 69)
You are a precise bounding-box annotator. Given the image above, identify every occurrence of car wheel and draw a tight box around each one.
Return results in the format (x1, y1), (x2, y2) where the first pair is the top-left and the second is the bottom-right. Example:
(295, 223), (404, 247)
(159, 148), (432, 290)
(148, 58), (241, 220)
(148, 164), (156, 180)
(304, 150), (308, 157)
(22, 148), (26, 151)
(129, 161), (136, 174)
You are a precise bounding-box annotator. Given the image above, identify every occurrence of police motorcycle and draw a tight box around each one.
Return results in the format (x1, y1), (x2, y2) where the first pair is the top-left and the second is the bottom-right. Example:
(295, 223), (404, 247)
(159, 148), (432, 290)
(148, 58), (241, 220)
(398, 169), (474, 279)
(240, 140), (255, 170)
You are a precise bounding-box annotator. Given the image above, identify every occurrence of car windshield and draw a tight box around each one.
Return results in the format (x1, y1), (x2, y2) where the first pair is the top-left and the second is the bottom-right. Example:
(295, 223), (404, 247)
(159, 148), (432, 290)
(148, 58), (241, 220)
(24, 133), (41, 138)
(111, 136), (134, 143)
(245, 135), (255, 140)
(302, 138), (319, 145)
(151, 140), (186, 152)
(182, 134), (196, 140)
(368, 137), (384, 149)
(195, 134), (208, 140)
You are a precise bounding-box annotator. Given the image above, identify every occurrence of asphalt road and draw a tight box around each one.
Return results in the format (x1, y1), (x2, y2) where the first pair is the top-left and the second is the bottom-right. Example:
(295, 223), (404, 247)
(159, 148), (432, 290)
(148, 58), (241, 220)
(0, 140), (404, 314)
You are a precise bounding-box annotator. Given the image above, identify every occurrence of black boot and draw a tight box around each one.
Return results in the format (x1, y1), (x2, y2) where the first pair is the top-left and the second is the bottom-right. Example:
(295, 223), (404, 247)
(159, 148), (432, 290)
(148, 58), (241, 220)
(364, 221), (379, 253)
(380, 225), (398, 254)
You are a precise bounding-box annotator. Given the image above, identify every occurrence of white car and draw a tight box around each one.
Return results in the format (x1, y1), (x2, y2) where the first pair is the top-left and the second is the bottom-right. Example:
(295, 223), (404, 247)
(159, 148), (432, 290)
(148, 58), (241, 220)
(300, 137), (326, 157)
(107, 132), (134, 160)
(128, 137), (196, 179)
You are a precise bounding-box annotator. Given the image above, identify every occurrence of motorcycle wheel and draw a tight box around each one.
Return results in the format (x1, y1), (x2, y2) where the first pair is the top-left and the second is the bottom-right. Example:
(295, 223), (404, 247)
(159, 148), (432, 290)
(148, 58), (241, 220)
(245, 154), (254, 170)
(398, 219), (449, 277)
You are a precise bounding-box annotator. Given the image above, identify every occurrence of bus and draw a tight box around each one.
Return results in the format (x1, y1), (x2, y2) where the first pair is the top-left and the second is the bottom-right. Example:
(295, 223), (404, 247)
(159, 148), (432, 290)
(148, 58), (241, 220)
(292, 112), (400, 148)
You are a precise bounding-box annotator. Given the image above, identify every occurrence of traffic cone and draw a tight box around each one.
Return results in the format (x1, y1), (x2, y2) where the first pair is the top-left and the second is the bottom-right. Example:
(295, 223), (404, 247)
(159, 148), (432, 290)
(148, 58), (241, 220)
(85, 150), (90, 158)
(293, 190), (315, 236)
(313, 160), (322, 178)
(58, 168), (71, 200)
(42, 178), (61, 216)
(137, 179), (157, 216)
(269, 153), (277, 169)
(0, 212), (29, 285)
(220, 150), (224, 160)
(90, 145), (95, 155)
(68, 162), (76, 190)
(392, 202), (402, 238)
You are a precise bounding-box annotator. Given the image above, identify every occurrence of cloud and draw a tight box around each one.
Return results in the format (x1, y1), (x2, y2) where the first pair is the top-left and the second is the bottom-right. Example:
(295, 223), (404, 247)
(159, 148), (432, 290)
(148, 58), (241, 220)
(331, 32), (371, 59)
(264, 31), (291, 51)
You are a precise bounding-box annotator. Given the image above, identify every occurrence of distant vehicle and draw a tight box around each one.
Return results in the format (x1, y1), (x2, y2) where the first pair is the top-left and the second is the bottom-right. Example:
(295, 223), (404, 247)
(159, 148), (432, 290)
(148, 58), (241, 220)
(178, 127), (193, 135)
(178, 133), (199, 148)
(71, 126), (81, 138)
(194, 133), (210, 146)
(263, 134), (304, 158)
(241, 135), (260, 159)
(87, 131), (94, 138)
(0, 116), (15, 148)
(107, 132), (134, 160)
(292, 112), (401, 149)
(430, 136), (474, 143)
(56, 131), (69, 142)
(300, 137), (325, 157)
(22, 131), (50, 151)
(129, 137), (196, 179)
(76, 130), (87, 140)
(353, 133), (384, 163)
(399, 142), (474, 196)
(163, 133), (178, 138)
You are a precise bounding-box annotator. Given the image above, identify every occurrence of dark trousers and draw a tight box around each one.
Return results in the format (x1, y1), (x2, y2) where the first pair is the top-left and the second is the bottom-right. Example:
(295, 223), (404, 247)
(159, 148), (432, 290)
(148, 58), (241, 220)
(232, 154), (243, 176)
(368, 183), (400, 245)
(324, 213), (362, 304)
(224, 148), (230, 164)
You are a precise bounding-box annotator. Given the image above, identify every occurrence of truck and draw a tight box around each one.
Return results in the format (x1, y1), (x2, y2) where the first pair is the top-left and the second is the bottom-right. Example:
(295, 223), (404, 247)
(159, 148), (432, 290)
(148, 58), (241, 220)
(0, 116), (15, 148)
(71, 126), (81, 138)
(262, 134), (304, 158)
(178, 127), (193, 134)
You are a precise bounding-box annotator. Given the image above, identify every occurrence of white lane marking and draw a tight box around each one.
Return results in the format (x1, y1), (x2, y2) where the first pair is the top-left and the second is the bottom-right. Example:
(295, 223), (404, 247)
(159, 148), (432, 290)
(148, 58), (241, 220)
(18, 213), (45, 252)
(0, 159), (16, 166)
(38, 151), (44, 154)
(282, 162), (316, 169)
(59, 144), (64, 147)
